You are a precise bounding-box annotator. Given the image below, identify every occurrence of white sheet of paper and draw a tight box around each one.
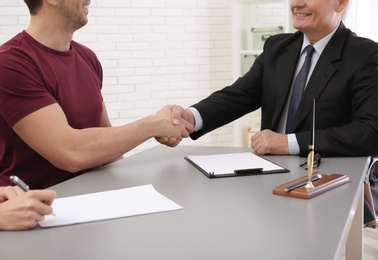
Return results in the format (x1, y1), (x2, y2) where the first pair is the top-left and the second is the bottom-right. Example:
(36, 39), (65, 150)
(187, 152), (284, 175)
(39, 184), (182, 228)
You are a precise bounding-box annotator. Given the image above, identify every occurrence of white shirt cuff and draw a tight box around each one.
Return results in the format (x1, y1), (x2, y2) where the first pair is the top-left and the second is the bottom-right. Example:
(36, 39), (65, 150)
(287, 133), (300, 155)
(187, 107), (203, 132)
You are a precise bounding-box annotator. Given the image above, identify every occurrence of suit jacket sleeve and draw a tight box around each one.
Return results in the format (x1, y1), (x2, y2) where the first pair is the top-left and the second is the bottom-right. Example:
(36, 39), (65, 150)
(190, 23), (378, 157)
(190, 44), (268, 139)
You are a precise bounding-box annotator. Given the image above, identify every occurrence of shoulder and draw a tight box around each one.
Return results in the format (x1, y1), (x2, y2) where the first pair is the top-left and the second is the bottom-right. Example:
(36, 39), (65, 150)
(261, 31), (303, 57)
(0, 32), (25, 50)
(0, 33), (39, 75)
(0, 31), (48, 70)
(338, 22), (378, 51)
(70, 41), (102, 74)
(71, 40), (96, 55)
(70, 41), (100, 63)
(345, 32), (378, 53)
(266, 32), (301, 45)
(338, 21), (377, 47)
(326, 23), (378, 61)
(0, 31), (30, 58)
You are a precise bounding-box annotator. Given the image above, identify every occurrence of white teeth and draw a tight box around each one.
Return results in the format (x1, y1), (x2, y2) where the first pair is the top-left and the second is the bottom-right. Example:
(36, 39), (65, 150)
(297, 13), (311, 17)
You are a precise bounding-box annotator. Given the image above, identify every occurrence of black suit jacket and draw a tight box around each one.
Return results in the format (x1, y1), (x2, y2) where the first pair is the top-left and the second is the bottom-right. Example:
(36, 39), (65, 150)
(191, 23), (378, 157)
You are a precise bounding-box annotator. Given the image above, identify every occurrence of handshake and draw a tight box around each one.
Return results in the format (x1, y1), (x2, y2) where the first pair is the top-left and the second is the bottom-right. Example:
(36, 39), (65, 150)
(154, 104), (289, 155)
(154, 105), (195, 147)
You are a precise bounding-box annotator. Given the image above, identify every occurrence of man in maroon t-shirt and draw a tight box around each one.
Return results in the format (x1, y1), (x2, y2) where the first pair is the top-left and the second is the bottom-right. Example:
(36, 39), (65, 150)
(0, 0), (193, 189)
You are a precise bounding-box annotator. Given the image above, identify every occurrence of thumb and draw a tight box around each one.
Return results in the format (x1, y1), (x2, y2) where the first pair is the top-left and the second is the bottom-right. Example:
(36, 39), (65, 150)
(171, 105), (183, 125)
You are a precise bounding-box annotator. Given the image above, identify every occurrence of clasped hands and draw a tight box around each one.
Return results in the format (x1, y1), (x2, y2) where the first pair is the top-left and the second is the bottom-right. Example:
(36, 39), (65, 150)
(154, 105), (195, 147)
(155, 105), (289, 154)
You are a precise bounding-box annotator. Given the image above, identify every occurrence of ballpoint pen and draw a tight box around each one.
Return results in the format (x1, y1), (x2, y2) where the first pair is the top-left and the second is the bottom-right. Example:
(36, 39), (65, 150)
(304, 99), (316, 189)
(10, 175), (30, 191)
(283, 173), (322, 192)
(10, 175), (56, 216)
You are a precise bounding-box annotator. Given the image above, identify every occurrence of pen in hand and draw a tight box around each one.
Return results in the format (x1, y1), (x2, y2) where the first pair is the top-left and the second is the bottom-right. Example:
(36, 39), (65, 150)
(10, 175), (29, 191)
(10, 175), (56, 217)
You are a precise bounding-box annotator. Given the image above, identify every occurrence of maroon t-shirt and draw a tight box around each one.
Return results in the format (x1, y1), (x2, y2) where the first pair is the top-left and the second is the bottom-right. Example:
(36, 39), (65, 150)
(0, 31), (103, 189)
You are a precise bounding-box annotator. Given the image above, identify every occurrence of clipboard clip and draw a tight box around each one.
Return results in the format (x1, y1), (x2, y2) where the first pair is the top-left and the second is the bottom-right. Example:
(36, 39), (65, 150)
(234, 168), (263, 175)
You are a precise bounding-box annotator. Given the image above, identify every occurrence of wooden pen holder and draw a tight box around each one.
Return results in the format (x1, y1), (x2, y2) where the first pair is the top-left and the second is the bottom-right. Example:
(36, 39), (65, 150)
(273, 172), (349, 199)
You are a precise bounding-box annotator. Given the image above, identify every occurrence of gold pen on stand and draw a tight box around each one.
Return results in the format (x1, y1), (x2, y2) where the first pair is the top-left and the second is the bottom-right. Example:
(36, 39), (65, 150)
(305, 99), (316, 189)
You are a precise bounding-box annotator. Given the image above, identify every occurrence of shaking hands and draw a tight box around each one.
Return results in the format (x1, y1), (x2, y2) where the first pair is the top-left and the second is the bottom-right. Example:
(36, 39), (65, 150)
(155, 105), (195, 147)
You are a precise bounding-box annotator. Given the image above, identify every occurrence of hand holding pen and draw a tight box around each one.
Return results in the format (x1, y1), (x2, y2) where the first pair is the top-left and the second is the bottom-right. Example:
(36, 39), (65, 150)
(10, 175), (29, 192)
(10, 175), (57, 217)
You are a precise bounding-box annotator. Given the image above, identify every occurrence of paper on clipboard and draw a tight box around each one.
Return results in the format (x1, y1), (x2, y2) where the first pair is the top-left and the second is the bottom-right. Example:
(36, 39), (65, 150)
(185, 152), (289, 178)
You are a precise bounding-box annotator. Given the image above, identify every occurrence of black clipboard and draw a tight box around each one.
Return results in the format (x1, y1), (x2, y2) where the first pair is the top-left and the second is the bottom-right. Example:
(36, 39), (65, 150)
(184, 152), (290, 178)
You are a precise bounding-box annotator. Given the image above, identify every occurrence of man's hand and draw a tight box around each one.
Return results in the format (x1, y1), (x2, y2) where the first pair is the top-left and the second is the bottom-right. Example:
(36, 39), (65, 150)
(155, 105), (195, 147)
(0, 189), (56, 230)
(0, 186), (23, 203)
(250, 129), (289, 155)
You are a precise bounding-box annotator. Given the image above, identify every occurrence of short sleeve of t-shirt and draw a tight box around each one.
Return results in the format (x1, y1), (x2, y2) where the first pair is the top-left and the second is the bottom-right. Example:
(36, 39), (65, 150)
(0, 31), (103, 189)
(0, 41), (57, 127)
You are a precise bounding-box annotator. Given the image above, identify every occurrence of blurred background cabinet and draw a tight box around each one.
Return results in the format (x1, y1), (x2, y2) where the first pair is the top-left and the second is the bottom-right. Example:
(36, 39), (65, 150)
(231, 0), (295, 147)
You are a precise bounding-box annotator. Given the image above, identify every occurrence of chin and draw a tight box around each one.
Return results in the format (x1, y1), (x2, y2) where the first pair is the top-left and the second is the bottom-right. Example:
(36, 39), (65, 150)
(79, 18), (89, 27)
(292, 22), (306, 32)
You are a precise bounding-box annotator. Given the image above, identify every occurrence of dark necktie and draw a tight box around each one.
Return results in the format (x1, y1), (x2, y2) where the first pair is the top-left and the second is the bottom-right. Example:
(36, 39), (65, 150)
(285, 45), (315, 134)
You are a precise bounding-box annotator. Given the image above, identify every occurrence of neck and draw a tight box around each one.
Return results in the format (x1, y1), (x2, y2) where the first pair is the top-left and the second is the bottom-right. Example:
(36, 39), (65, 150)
(26, 15), (74, 52)
(304, 22), (341, 45)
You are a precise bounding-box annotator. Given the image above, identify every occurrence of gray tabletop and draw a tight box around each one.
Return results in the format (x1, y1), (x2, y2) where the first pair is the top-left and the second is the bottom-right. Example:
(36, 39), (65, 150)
(0, 145), (369, 260)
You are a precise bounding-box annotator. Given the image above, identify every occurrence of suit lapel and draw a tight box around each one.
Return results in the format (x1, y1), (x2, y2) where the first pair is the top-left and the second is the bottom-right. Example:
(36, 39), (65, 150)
(292, 59), (336, 130)
(292, 23), (347, 131)
(272, 36), (303, 129)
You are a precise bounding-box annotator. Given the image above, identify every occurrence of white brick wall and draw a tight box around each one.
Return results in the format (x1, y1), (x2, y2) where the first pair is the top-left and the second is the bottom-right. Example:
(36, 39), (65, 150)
(0, 0), (284, 156)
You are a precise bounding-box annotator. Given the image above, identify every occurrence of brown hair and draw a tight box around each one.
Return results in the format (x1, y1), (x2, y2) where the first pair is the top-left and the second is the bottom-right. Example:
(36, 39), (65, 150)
(24, 0), (43, 15)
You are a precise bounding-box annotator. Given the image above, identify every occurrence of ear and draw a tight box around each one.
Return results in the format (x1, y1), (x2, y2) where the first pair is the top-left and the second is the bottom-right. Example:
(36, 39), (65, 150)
(45, 0), (58, 7)
(336, 0), (349, 12)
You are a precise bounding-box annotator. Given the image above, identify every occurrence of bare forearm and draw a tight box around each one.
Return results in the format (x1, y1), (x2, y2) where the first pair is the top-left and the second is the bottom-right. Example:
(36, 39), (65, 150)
(54, 113), (183, 172)
(13, 104), (189, 173)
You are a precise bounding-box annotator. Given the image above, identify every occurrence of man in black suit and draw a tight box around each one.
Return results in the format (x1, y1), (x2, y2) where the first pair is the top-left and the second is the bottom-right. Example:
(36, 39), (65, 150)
(159, 0), (378, 157)
(160, 0), (378, 225)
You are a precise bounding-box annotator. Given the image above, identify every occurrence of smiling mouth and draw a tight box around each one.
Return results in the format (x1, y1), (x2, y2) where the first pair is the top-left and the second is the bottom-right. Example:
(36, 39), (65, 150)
(296, 13), (312, 17)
